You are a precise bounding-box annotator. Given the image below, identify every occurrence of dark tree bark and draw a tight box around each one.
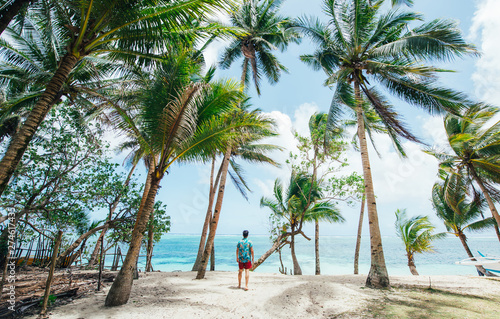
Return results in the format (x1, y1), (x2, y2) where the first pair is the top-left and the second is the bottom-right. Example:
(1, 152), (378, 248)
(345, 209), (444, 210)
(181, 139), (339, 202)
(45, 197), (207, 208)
(314, 219), (320, 275)
(0, 0), (33, 35)
(354, 196), (365, 275)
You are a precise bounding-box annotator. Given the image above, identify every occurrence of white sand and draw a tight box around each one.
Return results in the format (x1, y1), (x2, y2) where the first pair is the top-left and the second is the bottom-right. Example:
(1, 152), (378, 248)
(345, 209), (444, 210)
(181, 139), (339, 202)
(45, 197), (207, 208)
(33, 271), (500, 319)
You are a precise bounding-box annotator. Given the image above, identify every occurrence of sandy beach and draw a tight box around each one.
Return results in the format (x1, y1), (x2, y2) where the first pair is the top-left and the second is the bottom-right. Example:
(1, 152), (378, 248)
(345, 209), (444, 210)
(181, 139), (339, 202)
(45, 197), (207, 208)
(29, 271), (500, 319)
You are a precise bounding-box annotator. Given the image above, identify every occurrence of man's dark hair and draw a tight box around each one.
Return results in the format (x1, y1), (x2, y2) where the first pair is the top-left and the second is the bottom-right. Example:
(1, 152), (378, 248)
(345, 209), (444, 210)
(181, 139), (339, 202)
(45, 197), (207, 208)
(243, 230), (249, 238)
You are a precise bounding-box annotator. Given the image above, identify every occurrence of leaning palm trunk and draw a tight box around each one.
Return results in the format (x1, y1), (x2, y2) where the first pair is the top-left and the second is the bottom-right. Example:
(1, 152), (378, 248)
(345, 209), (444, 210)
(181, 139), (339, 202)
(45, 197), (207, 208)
(192, 157), (221, 271)
(105, 169), (162, 307)
(196, 147), (231, 279)
(355, 82), (389, 288)
(315, 219), (320, 275)
(252, 233), (289, 270)
(0, 53), (79, 196)
(290, 226), (302, 275)
(89, 164), (138, 266)
(470, 169), (500, 229)
(458, 232), (487, 275)
(354, 196), (366, 274)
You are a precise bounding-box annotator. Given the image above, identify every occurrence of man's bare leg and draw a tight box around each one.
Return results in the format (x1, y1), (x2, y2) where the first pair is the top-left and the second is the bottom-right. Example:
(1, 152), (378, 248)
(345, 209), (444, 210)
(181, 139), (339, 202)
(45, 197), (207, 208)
(238, 269), (243, 288)
(244, 269), (250, 290)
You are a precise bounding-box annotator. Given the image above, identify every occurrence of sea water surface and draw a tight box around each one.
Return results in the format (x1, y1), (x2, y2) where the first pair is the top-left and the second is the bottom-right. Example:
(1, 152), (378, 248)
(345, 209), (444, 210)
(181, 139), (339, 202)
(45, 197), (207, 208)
(132, 234), (500, 276)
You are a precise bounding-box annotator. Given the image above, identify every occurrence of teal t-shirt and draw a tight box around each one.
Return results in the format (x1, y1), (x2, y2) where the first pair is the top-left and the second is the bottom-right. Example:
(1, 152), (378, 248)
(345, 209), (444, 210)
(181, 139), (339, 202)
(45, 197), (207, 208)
(237, 238), (253, 263)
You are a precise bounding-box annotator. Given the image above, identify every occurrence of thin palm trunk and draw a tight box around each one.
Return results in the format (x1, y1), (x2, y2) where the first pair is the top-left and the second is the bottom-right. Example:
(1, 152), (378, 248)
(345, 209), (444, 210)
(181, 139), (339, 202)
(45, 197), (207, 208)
(470, 169), (500, 228)
(290, 225), (302, 275)
(315, 219), (320, 275)
(89, 163), (137, 266)
(192, 156), (221, 271)
(145, 210), (154, 272)
(105, 161), (160, 307)
(196, 147), (232, 279)
(457, 232), (487, 275)
(355, 81), (389, 288)
(210, 244), (215, 271)
(0, 53), (79, 196)
(354, 195), (366, 275)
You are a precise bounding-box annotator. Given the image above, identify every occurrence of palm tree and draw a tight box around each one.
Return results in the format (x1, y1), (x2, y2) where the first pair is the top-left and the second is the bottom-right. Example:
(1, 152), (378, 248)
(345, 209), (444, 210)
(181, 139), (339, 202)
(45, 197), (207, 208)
(293, 0), (478, 288)
(219, 0), (300, 95)
(432, 180), (496, 275)
(260, 172), (320, 275)
(195, 107), (278, 279)
(426, 104), (500, 230)
(395, 209), (444, 275)
(0, 0), (231, 196)
(303, 201), (344, 275)
(104, 49), (258, 306)
(0, 0), (34, 35)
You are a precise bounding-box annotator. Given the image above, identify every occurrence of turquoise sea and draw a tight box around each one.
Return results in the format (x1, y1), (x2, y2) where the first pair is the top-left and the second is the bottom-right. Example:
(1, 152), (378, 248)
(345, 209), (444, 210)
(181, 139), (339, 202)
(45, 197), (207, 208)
(132, 234), (500, 276)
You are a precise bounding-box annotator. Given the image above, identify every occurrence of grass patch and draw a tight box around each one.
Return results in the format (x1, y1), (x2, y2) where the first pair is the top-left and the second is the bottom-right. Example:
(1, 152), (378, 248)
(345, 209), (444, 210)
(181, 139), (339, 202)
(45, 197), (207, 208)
(367, 287), (500, 319)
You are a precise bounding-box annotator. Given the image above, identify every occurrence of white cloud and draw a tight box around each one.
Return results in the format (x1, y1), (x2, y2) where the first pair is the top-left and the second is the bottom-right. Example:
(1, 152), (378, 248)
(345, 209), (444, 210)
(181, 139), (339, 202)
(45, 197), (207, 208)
(470, 0), (500, 105)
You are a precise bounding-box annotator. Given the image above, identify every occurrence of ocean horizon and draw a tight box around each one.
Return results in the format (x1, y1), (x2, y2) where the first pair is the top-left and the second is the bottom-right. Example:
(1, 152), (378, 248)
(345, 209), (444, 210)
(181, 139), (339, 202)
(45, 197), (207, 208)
(124, 234), (500, 276)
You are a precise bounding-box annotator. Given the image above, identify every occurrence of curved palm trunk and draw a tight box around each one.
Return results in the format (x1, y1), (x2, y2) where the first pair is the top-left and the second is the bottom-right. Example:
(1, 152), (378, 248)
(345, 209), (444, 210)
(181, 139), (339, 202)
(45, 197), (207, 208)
(0, 53), (79, 196)
(470, 170), (500, 229)
(192, 157), (221, 271)
(406, 253), (419, 275)
(290, 225), (302, 275)
(196, 147), (231, 279)
(105, 168), (161, 307)
(354, 195), (366, 275)
(315, 219), (320, 275)
(355, 82), (389, 288)
(89, 164), (138, 266)
(458, 232), (487, 275)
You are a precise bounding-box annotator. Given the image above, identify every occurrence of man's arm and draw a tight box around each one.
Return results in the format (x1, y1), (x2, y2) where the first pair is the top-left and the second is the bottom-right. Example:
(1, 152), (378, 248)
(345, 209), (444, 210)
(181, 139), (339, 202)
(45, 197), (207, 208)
(236, 247), (239, 263)
(251, 246), (254, 263)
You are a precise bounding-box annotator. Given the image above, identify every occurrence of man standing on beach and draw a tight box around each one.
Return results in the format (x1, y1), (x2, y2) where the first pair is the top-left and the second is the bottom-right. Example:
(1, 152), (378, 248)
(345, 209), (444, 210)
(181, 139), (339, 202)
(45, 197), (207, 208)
(236, 230), (254, 291)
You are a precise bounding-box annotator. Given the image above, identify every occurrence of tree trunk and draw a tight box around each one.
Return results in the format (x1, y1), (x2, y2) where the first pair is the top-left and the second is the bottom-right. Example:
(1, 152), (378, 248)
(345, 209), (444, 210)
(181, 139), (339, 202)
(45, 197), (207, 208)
(457, 232), (487, 275)
(0, 53), (79, 196)
(315, 219), (320, 275)
(105, 170), (162, 307)
(355, 81), (389, 288)
(0, 0), (33, 35)
(494, 224), (500, 243)
(196, 147), (231, 279)
(471, 171), (500, 229)
(290, 226), (302, 275)
(40, 230), (63, 317)
(145, 210), (154, 272)
(407, 255), (419, 276)
(89, 163), (137, 266)
(210, 244), (215, 271)
(252, 233), (288, 271)
(192, 156), (220, 271)
(354, 195), (366, 275)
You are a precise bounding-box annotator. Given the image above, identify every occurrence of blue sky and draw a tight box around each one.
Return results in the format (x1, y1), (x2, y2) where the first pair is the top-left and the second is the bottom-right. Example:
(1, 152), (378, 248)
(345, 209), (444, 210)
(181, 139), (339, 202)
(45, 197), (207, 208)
(105, 0), (500, 239)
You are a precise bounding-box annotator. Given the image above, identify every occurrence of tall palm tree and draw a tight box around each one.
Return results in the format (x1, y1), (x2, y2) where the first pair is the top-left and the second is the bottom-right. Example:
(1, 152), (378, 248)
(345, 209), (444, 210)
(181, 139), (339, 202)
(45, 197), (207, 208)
(394, 209), (444, 275)
(219, 0), (300, 95)
(426, 104), (500, 230)
(104, 49), (258, 306)
(303, 201), (344, 275)
(0, 0), (231, 196)
(432, 180), (496, 275)
(293, 0), (478, 288)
